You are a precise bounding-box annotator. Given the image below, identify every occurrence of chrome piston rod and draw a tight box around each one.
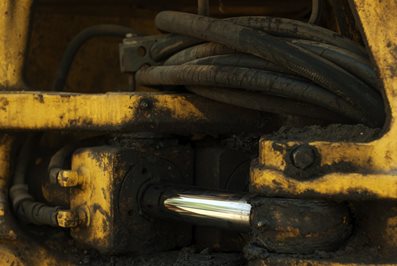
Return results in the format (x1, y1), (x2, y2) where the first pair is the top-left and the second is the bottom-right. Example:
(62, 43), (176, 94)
(141, 185), (252, 232)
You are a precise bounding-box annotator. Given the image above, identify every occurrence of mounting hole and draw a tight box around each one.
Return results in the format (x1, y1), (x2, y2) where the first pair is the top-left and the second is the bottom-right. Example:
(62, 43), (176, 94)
(128, 209), (134, 216)
(137, 46), (146, 57)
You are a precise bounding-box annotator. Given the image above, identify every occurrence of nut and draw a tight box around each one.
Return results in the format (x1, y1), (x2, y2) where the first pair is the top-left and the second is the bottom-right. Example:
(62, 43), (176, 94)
(56, 210), (80, 228)
(57, 170), (82, 187)
(291, 145), (316, 170)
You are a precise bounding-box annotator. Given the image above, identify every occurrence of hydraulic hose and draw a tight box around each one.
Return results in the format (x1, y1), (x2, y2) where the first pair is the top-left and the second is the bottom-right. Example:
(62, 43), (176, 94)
(136, 65), (365, 123)
(47, 136), (105, 184)
(10, 23), (132, 225)
(186, 86), (346, 122)
(52, 24), (136, 91)
(10, 137), (60, 226)
(134, 11), (384, 127)
(308, 0), (322, 24)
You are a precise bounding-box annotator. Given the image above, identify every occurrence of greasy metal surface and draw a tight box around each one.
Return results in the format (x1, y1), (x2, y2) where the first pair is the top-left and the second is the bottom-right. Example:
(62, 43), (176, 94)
(70, 145), (192, 254)
(250, 198), (351, 254)
(0, 92), (270, 133)
(252, 0), (397, 199)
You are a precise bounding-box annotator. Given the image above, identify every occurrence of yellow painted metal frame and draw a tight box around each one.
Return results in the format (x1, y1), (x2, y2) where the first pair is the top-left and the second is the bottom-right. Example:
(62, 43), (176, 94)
(251, 0), (397, 200)
(0, 0), (72, 264)
(0, 0), (394, 264)
(0, 91), (268, 133)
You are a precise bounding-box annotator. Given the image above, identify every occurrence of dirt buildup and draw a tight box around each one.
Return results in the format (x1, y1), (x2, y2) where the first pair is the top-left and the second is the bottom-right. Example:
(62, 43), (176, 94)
(88, 247), (245, 266)
(268, 124), (381, 142)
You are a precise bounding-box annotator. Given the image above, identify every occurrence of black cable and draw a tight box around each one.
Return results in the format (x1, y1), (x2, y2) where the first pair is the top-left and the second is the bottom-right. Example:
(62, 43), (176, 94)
(224, 16), (367, 57)
(163, 42), (234, 66)
(136, 65), (368, 125)
(184, 54), (288, 74)
(150, 34), (204, 62)
(197, 0), (210, 16)
(308, 0), (323, 25)
(134, 11), (384, 126)
(187, 86), (347, 122)
(289, 39), (378, 88)
(52, 24), (136, 91)
(10, 137), (60, 226)
(11, 24), (134, 226)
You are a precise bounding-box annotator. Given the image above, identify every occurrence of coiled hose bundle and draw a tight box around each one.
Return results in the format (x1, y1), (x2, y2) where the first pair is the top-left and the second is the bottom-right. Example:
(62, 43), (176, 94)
(135, 11), (384, 127)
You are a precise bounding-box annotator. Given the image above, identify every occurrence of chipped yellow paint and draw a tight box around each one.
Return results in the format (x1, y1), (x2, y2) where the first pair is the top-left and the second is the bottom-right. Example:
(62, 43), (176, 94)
(0, 246), (25, 266)
(0, 92), (207, 130)
(259, 140), (374, 171)
(70, 147), (125, 252)
(154, 94), (203, 120)
(251, 167), (397, 199)
(0, 0), (32, 89)
(70, 147), (119, 252)
(255, 0), (397, 199)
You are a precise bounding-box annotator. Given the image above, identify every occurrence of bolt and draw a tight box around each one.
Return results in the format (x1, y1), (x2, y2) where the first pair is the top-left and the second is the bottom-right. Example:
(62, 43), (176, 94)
(139, 99), (152, 110)
(56, 210), (80, 228)
(291, 145), (316, 170)
(57, 170), (82, 187)
(256, 221), (265, 228)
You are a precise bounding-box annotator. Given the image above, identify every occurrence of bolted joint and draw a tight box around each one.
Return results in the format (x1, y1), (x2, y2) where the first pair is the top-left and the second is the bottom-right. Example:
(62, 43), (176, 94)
(56, 208), (88, 228)
(57, 170), (84, 187)
(290, 145), (317, 170)
(56, 210), (80, 228)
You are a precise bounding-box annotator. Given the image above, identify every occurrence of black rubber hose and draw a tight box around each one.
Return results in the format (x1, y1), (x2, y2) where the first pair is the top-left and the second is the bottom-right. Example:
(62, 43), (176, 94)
(164, 42), (234, 66)
(166, 41), (375, 89)
(224, 16), (367, 57)
(47, 143), (78, 184)
(150, 34), (204, 62)
(136, 65), (370, 125)
(289, 40), (378, 89)
(52, 24), (136, 91)
(308, 0), (323, 25)
(187, 86), (347, 122)
(47, 136), (105, 184)
(197, 0), (210, 16)
(10, 138), (60, 227)
(154, 14), (366, 61)
(10, 185), (59, 226)
(154, 11), (384, 124)
(165, 40), (376, 89)
(184, 54), (289, 74)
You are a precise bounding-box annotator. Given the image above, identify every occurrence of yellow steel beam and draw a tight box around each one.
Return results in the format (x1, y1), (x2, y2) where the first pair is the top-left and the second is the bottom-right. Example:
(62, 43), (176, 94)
(0, 92), (270, 133)
(0, 0), (32, 89)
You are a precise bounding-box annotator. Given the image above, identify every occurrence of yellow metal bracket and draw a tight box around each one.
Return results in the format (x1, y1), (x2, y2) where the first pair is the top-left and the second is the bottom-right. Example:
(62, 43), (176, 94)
(251, 0), (397, 200)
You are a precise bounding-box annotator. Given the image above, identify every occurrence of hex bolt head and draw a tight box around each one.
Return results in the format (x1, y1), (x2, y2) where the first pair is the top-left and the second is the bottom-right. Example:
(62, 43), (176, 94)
(139, 99), (152, 110)
(291, 145), (316, 170)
